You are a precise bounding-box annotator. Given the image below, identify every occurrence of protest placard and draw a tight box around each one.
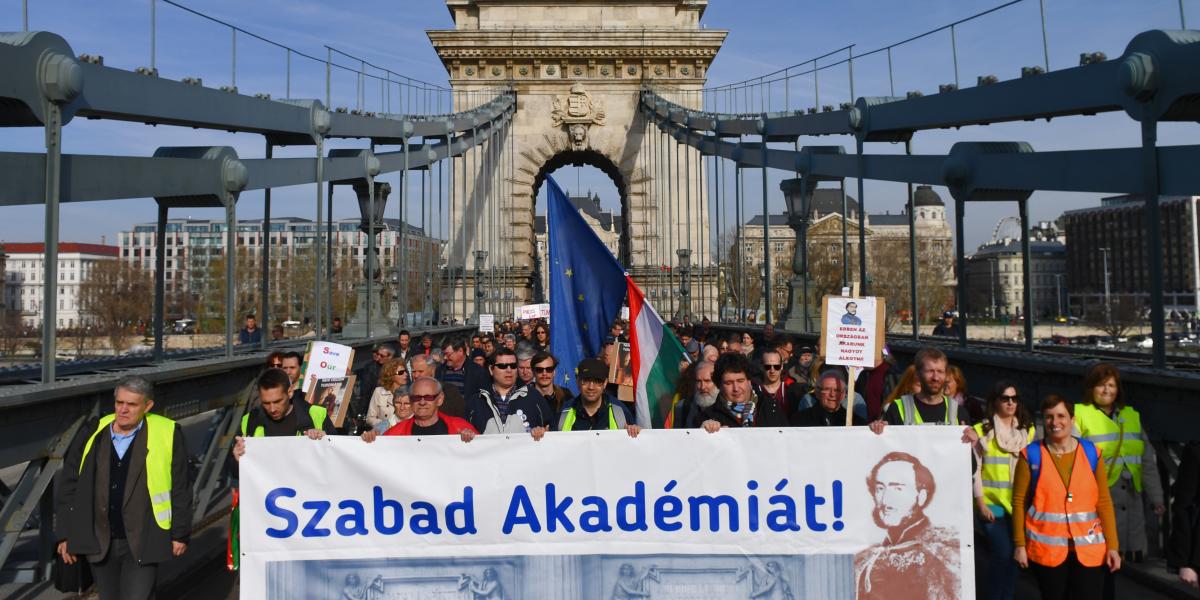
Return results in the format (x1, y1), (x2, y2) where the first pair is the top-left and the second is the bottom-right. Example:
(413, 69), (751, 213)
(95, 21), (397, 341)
(299, 341), (355, 394)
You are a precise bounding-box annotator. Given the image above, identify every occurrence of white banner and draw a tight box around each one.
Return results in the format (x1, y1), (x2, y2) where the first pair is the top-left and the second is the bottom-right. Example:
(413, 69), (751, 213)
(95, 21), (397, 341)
(239, 428), (973, 599)
(479, 314), (495, 333)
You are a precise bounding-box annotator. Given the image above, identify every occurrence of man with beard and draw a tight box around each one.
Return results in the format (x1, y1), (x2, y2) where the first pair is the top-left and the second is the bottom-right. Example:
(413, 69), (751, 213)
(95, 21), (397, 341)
(855, 452), (961, 600)
(698, 353), (789, 431)
(528, 351), (570, 414)
(871, 347), (965, 430)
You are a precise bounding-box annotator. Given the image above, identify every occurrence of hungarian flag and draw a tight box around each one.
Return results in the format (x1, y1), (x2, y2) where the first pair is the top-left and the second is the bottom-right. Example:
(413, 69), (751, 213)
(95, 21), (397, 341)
(627, 276), (689, 428)
(226, 488), (239, 571)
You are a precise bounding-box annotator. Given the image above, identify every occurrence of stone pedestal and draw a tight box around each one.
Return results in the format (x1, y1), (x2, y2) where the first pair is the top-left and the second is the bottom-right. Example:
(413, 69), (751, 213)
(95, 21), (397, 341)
(343, 283), (393, 338)
(782, 275), (817, 333)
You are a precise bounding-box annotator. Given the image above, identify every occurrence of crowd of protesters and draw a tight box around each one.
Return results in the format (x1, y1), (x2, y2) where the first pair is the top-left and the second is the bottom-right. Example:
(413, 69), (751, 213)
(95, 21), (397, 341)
(55, 309), (1193, 600)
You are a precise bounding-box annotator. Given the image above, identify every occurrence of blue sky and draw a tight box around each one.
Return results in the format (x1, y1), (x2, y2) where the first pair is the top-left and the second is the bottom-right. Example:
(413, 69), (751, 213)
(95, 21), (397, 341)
(2, 0), (1194, 252)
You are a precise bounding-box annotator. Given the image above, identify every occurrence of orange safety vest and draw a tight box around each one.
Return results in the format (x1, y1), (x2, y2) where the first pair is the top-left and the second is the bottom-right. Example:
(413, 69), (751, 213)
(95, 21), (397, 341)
(1023, 442), (1108, 567)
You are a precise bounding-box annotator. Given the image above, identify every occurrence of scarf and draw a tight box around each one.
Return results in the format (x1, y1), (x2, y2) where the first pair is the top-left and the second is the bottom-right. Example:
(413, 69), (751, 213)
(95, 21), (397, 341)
(981, 417), (1030, 484)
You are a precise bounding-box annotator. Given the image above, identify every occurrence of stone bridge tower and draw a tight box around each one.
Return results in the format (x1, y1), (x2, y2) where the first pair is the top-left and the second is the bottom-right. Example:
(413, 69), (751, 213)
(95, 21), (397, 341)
(429, 0), (726, 321)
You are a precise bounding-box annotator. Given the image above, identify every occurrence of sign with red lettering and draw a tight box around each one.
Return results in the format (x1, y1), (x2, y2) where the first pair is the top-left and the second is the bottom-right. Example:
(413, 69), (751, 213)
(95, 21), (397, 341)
(820, 296), (884, 369)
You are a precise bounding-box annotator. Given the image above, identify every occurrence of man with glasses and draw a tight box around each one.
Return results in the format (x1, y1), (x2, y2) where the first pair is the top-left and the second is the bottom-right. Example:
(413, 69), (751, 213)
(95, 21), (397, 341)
(360, 377), (477, 441)
(515, 345), (537, 389)
(529, 351), (570, 414)
(756, 349), (802, 418)
(539, 358), (638, 438)
(411, 354), (464, 417)
(465, 348), (554, 435)
(792, 370), (866, 426)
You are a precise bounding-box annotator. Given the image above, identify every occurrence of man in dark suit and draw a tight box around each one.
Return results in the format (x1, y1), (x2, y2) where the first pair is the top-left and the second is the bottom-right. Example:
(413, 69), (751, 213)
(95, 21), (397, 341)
(55, 376), (192, 600)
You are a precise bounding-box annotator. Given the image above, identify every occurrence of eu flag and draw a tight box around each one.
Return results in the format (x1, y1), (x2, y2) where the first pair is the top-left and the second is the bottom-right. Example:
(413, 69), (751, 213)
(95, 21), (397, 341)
(546, 176), (626, 393)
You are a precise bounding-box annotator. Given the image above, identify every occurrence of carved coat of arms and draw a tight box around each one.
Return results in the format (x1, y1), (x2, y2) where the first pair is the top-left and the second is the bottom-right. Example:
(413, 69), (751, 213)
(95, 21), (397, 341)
(551, 83), (606, 149)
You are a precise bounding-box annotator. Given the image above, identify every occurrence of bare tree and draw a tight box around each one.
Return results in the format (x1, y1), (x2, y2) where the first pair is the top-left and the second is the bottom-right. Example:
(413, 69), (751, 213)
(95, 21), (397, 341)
(1089, 295), (1144, 340)
(79, 261), (152, 354)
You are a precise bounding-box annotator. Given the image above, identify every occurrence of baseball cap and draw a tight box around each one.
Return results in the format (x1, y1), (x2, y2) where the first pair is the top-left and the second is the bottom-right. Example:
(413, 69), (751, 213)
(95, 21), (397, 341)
(576, 358), (609, 382)
(685, 339), (701, 353)
(942, 311), (956, 318)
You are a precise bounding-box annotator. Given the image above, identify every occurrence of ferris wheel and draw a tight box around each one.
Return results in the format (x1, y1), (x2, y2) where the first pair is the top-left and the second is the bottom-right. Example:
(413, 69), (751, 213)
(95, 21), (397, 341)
(990, 216), (1023, 243)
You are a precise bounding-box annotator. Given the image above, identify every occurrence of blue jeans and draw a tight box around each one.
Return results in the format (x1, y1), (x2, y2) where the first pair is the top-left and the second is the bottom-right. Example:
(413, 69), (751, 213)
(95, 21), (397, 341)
(979, 508), (1017, 600)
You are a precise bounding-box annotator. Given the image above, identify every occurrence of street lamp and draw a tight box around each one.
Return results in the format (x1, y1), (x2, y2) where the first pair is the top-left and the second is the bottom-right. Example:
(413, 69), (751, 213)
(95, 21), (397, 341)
(675, 248), (692, 321)
(779, 178), (814, 332)
(474, 250), (488, 324)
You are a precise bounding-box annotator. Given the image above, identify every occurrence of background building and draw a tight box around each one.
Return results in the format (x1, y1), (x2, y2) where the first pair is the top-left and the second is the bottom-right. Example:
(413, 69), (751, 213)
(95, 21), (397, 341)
(1061, 195), (1200, 321)
(3, 243), (120, 329)
(964, 220), (1067, 320)
(737, 186), (955, 324)
(534, 191), (623, 301)
(118, 216), (441, 297)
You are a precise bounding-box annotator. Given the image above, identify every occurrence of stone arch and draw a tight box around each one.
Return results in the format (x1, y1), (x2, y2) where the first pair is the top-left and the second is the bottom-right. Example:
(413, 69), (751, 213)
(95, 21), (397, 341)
(508, 134), (652, 297)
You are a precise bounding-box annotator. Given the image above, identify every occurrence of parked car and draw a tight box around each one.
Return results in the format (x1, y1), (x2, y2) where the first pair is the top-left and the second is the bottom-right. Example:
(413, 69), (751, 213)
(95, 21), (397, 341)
(1095, 337), (1116, 350)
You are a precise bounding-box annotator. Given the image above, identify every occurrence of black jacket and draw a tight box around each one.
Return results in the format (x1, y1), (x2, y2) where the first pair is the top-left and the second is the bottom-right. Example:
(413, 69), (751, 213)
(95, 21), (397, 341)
(1169, 442), (1200, 570)
(55, 416), (192, 564)
(791, 403), (867, 427)
(436, 360), (490, 403)
(694, 393), (790, 428)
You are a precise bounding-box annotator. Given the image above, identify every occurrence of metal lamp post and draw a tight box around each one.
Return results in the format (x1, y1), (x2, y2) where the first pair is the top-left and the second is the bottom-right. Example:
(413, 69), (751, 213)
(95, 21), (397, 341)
(474, 249), (488, 324)
(779, 178), (813, 332)
(675, 248), (692, 321)
(344, 181), (390, 337)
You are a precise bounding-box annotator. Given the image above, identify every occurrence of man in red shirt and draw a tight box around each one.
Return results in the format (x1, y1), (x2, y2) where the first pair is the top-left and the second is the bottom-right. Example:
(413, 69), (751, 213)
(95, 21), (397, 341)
(361, 377), (477, 443)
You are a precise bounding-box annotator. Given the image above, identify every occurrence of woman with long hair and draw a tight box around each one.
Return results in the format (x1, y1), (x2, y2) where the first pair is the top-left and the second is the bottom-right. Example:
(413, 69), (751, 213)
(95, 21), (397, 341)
(365, 358), (409, 429)
(1013, 395), (1120, 599)
(882, 365), (920, 410)
(1074, 363), (1163, 599)
(972, 380), (1034, 600)
(946, 365), (986, 425)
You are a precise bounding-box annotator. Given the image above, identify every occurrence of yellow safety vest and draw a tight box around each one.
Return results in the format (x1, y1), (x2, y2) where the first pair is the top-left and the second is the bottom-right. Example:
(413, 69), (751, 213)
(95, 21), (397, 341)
(1075, 403), (1145, 491)
(973, 422), (1035, 514)
(79, 413), (176, 531)
(240, 404), (328, 437)
(559, 403), (625, 431)
(896, 394), (958, 425)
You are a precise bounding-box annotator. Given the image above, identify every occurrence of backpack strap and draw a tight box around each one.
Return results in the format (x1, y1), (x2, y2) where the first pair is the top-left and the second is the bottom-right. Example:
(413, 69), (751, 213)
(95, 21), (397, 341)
(1025, 441), (1043, 496)
(1079, 437), (1100, 473)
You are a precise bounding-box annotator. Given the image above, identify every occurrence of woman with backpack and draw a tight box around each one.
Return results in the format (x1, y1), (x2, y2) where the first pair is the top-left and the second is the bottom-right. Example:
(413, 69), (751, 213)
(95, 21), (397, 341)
(1012, 395), (1120, 600)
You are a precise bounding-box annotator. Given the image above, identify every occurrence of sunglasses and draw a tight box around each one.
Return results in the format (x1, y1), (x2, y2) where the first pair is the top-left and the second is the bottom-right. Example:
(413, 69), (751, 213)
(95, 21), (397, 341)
(270, 362), (282, 368)
(492, 362), (518, 370)
(410, 394), (437, 404)
(999, 394), (1019, 403)
(533, 366), (555, 374)
(763, 364), (783, 371)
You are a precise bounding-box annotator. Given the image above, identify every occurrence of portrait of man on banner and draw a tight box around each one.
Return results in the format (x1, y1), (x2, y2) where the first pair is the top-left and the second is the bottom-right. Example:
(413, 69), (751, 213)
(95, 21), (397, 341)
(855, 451), (962, 600)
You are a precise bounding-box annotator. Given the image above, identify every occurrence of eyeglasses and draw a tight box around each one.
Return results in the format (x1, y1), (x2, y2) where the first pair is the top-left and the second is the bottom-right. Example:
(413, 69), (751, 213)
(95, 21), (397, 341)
(492, 362), (518, 370)
(270, 363), (282, 368)
(533, 366), (555, 374)
(410, 394), (438, 404)
(763, 364), (783, 371)
(999, 394), (1019, 403)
